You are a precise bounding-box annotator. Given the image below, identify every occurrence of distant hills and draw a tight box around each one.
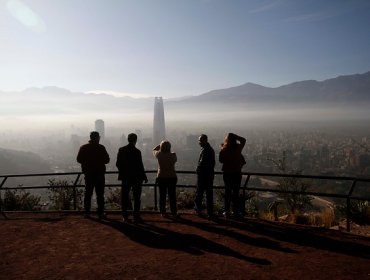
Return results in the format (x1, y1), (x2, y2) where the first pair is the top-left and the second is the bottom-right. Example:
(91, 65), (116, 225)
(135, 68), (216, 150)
(0, 148), (50, 175)
(170, 71), (370, 107)
(1, 71), (370, 120)
(0, 86), (152, 115)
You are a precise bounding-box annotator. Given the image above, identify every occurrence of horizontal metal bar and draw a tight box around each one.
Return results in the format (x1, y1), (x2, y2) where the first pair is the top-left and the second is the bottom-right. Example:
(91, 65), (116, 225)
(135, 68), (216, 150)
(1, 170), (370, 182)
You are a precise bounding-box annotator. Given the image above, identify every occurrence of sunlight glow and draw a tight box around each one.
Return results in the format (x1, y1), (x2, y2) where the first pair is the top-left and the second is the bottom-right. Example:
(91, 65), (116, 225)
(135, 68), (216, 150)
(6, 0), (46, 33)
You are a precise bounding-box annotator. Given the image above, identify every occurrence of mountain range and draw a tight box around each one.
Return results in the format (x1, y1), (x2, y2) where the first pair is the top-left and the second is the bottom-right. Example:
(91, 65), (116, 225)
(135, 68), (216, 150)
(1, 71), (369, 118)
(170, 71), (370, 107)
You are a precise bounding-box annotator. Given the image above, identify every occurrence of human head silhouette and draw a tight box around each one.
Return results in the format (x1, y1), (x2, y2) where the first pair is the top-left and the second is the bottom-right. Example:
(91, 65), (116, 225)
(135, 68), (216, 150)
(128, 133), (137, 144)
(160, 140), (171, 153)
(90, 131), (100, 143)
(199, 134), (208, 148)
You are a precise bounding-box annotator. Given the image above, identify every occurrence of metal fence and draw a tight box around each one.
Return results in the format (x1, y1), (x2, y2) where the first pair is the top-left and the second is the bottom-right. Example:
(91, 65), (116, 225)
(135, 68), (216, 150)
(1, 170), (370, 232)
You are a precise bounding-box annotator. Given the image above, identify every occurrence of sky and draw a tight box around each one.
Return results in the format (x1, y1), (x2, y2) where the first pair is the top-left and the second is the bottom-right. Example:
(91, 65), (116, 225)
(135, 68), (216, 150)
(1, 0), (370, 98)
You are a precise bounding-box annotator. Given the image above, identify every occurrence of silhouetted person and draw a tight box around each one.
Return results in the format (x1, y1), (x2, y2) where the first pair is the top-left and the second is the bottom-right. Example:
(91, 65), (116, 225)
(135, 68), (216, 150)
(194, 134), (215, 217)
(153, 140), (178, 217)
(219, 133), (246, 218)
(77, 131), (110, 218)
(116, 133), (148, 223)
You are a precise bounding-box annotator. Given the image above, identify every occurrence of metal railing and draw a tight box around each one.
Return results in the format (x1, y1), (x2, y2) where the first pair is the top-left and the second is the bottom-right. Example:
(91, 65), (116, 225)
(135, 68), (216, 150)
(1, 170), (370, 232)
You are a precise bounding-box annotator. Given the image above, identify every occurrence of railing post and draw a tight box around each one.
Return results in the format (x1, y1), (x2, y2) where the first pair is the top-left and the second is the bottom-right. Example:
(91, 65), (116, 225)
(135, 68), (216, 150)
(346, 179), (357, 232)
(154, 179), (158, 211)
(242, 174), (251, 197)
(72, 173), (81, 211)
(0, 177), (8, 214)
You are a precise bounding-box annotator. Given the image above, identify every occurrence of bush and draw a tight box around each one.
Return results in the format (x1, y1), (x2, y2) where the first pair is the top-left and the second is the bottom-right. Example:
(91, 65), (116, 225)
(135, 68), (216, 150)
(106, 187), (122, 210)
(338, 200), (370, 225)
(177, 189), (196, 210)
(48, 179), (83, 210)
(278, 176), (313, 214)
(2, 188), (41, 211)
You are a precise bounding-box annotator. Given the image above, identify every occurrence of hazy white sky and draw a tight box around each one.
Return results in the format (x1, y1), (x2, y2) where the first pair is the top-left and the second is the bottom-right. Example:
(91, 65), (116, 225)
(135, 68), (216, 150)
(1, 0), (370, 98)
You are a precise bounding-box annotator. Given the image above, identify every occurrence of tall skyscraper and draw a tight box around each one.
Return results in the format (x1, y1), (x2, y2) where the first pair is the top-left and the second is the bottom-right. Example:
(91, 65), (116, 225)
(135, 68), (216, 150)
(95, 119), (105, 139)
(153, 97), (166, 145)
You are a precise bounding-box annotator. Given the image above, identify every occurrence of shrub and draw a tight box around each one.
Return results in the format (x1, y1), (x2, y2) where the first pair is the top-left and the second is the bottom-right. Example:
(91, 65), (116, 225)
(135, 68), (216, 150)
(177, 189), (196, 210)
(106, 187), (122, 210)
(48, 179), (83, 210)
(2, 188), (41, 211)
(278, 176), (313, 214)
(337, 200), (370, 225)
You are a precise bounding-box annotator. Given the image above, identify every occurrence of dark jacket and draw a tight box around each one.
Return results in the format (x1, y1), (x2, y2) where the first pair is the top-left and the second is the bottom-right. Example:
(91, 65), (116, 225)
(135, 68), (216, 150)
(116, 144), (147, 182)
(196, 143), (215, 175)
(77, 141), (110, 175)
(219, 144), (244, 173)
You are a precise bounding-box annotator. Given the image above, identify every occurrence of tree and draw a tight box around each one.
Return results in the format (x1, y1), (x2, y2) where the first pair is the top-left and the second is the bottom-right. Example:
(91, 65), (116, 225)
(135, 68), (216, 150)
(278, 176), (313, 214)
(270, 151), (313, 214)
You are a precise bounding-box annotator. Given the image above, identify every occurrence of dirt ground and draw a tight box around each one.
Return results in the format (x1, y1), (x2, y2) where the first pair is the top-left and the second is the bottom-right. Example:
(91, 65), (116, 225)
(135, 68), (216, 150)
(1, 212), (369, 280)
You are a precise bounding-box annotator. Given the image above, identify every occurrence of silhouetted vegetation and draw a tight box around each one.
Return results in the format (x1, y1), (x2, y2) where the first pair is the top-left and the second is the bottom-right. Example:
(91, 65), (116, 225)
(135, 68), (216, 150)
(338, 200), (370, 225)
(278, 176), (313, 214)
(106, 187), (121, 210)
(1, 188), (41, 211)
(270, 153), (313, 214)
(176, 189), (196, 210)
(48, 179), (83, 210)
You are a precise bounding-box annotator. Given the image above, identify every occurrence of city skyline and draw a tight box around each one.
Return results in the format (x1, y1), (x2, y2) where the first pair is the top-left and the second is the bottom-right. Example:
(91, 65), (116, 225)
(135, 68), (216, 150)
(1, 0), (370, 98)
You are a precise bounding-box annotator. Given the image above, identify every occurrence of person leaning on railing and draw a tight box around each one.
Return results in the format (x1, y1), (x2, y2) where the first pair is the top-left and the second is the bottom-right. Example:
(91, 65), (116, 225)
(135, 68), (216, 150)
(153, 140), (178, 218)
(219, 133), (246, 218)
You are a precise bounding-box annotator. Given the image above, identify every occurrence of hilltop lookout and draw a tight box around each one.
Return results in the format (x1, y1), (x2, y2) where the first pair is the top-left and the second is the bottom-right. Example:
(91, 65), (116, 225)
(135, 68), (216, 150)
(1, 212), (369, 279)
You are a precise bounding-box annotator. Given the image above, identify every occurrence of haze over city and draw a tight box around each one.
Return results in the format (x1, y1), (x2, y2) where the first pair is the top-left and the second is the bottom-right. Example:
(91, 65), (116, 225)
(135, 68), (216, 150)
(1, 0), (370, 178)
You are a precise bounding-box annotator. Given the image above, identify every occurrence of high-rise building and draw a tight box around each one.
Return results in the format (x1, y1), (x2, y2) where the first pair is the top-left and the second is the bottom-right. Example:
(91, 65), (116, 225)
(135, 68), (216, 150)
(95, 119), (105, 139)
(153, 97), (166, 145)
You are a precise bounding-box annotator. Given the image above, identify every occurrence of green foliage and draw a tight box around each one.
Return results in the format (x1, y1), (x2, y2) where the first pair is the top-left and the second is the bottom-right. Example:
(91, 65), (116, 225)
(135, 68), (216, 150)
(278, 176), (313, 214)
(244, 191), (259, 217)
(48, 179), (83, 210)
(176, 189), (196, 209)
(106, 187), (121, 210)
(338, 200), (370, 225)
(2, 188), (41, 211)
